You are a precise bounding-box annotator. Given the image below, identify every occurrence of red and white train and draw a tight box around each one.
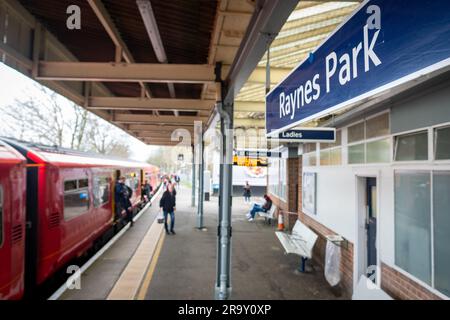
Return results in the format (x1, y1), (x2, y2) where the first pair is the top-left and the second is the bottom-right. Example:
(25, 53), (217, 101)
(0, 138), (159, 300)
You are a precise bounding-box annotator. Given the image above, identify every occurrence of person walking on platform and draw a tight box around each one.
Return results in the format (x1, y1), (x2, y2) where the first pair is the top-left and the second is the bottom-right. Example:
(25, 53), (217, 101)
(160, 184), (176, 235)
(247, 194), (272, 221)
(243, 181), (251, 203)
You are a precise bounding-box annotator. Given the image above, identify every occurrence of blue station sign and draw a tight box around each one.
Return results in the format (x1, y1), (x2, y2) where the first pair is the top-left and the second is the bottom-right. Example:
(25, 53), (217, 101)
(271, 128), (336, 143)
(265, 0), (450, 135)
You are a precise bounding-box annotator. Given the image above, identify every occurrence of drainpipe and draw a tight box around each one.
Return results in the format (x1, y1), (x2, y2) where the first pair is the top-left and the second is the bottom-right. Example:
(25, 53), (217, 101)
(197, 131), (204, 229)
(214, 62), (233, 300)
(191, 144), (196, 207)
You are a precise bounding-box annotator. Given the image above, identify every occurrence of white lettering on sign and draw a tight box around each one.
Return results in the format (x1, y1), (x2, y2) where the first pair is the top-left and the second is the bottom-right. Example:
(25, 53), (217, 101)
(279, 7), (382, 120)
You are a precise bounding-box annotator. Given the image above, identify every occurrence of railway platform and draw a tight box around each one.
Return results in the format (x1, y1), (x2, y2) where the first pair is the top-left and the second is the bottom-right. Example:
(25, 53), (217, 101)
(56, 187), (345, 300)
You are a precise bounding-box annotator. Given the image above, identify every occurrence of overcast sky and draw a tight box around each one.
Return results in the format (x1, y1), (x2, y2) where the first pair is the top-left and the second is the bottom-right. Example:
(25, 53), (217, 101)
(0, 62), (159, 161)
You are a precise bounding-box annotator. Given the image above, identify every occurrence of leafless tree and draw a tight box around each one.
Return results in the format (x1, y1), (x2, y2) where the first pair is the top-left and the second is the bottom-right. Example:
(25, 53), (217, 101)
(86, 117), (131, 158)
(0, 82), (131, 158)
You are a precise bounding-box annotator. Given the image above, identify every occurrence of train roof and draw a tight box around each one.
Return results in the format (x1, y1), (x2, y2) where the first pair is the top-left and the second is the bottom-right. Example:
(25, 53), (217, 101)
(0, 137), (152, 169)
(0, 140), (26, 164)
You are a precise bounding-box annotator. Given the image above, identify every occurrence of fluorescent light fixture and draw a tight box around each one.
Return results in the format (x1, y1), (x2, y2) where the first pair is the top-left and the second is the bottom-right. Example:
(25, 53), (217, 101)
(137, 0), (176, 100)
(136, 0), (167, 63)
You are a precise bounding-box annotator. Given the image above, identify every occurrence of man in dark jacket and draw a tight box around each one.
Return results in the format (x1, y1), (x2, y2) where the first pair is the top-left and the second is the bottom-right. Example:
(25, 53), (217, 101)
(115, 176), (134, 227)
(159, 184), (176, 235)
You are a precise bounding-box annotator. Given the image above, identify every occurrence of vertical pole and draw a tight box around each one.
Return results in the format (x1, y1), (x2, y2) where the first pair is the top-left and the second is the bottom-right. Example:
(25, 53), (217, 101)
(214, 62), (233, 300)
(191, 144), (196, 207)
(197, 133), (204, 229)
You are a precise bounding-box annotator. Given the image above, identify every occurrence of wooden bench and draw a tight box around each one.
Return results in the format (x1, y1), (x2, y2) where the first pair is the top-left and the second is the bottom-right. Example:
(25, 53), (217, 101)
(275, 220), (318, 272)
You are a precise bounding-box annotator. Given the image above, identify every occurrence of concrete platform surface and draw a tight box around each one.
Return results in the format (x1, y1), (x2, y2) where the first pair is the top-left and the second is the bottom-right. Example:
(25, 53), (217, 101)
(146, 189), (346, 300)
(60, 198), (160, 300)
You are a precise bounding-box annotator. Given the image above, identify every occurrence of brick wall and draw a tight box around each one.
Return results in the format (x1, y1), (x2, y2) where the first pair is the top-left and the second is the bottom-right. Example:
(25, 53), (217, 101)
(296, 156), (354, 295)
(298, 211), (354, 296)
(295, 157), (444, 300)
(381, 263), (442, 300)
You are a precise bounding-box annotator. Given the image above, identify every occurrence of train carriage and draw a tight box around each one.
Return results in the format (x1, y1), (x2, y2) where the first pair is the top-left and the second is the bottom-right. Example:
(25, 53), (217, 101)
(0, 141), (26, 300)
(0, 138), (159, 299)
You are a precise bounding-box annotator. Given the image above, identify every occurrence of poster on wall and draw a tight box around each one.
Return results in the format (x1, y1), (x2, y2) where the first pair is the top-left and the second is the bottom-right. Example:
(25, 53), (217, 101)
(302, 172), (316, 215)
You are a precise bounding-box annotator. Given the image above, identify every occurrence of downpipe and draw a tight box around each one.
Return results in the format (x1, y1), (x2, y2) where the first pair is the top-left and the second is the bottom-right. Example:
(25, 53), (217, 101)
(215, 100), (232, 300)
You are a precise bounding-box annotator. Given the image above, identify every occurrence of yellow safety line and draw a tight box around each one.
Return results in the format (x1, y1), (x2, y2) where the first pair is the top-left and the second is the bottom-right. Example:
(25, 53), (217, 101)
(136, 231), (165, 300)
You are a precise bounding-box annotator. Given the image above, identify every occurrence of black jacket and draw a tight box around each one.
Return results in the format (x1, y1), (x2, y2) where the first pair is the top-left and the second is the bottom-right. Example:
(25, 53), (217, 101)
(159, 190), (176, 212)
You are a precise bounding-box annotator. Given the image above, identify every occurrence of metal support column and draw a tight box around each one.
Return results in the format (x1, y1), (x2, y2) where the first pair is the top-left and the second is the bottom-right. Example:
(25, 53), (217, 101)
(214, 62), (233, 300)
(191, 144), (196, 207)
(197, 135), (204, 229)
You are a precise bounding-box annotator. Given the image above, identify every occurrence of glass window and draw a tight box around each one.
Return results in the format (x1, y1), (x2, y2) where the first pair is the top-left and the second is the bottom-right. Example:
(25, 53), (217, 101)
(395, 171), (432, 285)
(348, 122), (365, 143)
(433, 171), (450, 296)
(367, 139), (391, 163)
(348, 143), (365, 164)
(330, 148), (342, 165)
(64, 180), (77, 191)
(303, 143), (316, 153)
(395, 131), (428, 161)
(0, 185), (3, 247)
(303, 152), (316, 167)
(435, 126), (450, 160)
(93, 176), (111, 208)
(268, 158), (279, 196)
(78, 179), (89, 188)
(320, 150), (331, 166)
(64, 179), (90, 220)
(279, 159), (287, 200)
(366, 113), (389, 139)
(268, 157), (287, 200)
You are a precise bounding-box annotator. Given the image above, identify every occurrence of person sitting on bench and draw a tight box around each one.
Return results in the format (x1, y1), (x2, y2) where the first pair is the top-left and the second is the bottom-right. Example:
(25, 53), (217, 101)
(247, 194), (272, 221)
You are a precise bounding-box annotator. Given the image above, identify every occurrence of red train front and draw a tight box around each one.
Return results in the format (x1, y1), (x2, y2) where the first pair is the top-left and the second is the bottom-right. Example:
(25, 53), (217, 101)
(0, 141), (26, 300)
(0, 138), (160, 299)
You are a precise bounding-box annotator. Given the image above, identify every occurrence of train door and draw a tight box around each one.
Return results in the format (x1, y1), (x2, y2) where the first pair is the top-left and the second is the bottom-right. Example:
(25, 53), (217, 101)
(113, 170), (121, 221)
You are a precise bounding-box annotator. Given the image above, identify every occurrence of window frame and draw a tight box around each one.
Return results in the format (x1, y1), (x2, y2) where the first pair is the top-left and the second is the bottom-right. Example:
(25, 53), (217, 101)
(63, 177), (90, 221)
(393, 130), (429, 162)
(319, 130), (342, 167)
(434, 124), (450, 161)
(346, 111), (392, 165)
(93, 175), (111, 208)
(393, 169), (450, 298)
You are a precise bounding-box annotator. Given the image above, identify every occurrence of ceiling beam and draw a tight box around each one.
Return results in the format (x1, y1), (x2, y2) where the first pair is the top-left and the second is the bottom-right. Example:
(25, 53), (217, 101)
(141, 140), (183, 146)
(134, 131), (190, 138)
(87, 0), (152, 99)
(113, 113), (208, 124)
(36, 62), (217, 83)
(36, 61), (290, 84)
(128, 124), (195, 131)
(88, 97), (215, 111)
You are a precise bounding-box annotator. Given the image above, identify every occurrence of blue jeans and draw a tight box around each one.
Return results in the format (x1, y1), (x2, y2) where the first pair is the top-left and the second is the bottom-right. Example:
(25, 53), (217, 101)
(164, 210), (175, 232)
(249, 204), (266, 218)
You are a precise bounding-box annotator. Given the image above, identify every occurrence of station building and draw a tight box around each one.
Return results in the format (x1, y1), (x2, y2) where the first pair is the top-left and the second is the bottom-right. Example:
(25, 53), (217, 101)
(266, 1), (450, 300)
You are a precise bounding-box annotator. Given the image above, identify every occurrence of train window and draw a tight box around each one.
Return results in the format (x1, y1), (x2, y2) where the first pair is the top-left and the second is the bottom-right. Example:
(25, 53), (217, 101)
(63, 178), (90, 221)
(78, 179), (89, 188)
(93, 176), (111, 208)
(0, 185), (3, 247)
(64, 180), (77, 191)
